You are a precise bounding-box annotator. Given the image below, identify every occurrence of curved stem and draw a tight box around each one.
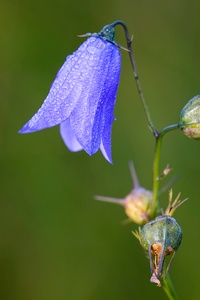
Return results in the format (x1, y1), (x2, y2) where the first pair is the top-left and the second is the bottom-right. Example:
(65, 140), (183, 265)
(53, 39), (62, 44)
(159, 124), (179, 137)
(112, 20), (158, 137)
(151, 124), (179, 217)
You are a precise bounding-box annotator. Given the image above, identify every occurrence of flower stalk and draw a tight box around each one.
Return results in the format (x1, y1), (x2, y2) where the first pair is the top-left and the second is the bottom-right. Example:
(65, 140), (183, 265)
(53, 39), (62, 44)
(163, 274), (179, 300)
(151, 124), (179, 217)
(110, 20), (158, 136)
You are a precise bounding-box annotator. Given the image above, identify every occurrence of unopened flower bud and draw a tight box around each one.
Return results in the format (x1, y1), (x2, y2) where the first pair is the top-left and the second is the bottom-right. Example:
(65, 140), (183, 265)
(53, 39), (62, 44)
(178, 95), (200, 140)
(139, 215), (182, 286)
(95, 162), (153, 225)
(123, 187), (153, 224)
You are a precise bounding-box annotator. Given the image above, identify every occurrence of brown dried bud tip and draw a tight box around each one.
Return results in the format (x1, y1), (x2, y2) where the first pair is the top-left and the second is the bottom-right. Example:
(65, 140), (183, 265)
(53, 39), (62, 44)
(139, 215), (182, 286)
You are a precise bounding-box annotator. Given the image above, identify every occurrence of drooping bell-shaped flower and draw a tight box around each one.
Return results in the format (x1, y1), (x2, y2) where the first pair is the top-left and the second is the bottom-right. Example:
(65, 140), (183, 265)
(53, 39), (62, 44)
(95, 162), (153, 225)
(19, 22), (122, 163)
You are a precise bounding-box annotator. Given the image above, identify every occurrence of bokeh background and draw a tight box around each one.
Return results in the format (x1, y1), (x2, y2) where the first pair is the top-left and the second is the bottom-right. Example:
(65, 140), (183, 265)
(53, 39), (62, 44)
(1, 0), (200, 299)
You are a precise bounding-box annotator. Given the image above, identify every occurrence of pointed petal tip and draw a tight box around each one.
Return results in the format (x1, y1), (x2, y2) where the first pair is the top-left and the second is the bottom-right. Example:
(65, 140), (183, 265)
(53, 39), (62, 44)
(87, 149), (113, 164)
(18, 121), (45, 134)
(100, 143), (113, 164)
(18, 123), (31, 134)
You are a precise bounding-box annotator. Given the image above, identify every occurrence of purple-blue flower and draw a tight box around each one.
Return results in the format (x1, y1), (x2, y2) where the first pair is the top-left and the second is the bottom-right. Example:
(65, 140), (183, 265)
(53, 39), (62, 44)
(19, 23), (121, 163)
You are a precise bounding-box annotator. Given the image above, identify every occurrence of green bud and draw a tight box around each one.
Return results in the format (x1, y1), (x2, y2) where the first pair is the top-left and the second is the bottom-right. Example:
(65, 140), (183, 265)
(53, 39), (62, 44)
(179, 95), (200, 140)
(139, 215), (182, 286)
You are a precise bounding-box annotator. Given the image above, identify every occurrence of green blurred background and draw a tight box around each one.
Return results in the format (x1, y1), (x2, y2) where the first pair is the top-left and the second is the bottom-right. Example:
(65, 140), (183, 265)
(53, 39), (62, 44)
(1, 0), (200, 299)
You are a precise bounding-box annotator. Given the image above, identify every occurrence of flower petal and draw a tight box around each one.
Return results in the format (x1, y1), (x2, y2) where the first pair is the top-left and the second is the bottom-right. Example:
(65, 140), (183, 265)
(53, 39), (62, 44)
(19, 36), (117, 133)
(60, 119), (83, 152)
(70, 39), (121, 157)
(99, 49), (121, 163)
(100, 142), (111, 163)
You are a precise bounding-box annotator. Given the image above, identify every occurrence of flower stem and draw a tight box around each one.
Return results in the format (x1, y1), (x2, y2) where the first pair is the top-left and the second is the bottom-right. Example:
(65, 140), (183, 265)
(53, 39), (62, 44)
(112, 20), (158, 137)
(151, 124), (179, 217)
(163, 274), (179, 300)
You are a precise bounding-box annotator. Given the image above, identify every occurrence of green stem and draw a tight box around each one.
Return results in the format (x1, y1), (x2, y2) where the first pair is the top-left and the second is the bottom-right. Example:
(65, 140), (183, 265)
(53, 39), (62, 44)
(151, 134), (163, 216)
(112, 20), (158, 136)
(163, 274), (179, 300)
(151, 124), (179, 217)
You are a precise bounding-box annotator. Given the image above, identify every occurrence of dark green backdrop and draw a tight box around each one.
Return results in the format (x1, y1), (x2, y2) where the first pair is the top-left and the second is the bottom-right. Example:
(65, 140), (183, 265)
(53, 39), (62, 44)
(1, 0), (200, 299)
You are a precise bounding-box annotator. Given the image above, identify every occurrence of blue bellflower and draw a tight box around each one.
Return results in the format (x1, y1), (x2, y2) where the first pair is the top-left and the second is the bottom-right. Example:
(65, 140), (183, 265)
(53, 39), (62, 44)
(19, 23), (121, 163)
